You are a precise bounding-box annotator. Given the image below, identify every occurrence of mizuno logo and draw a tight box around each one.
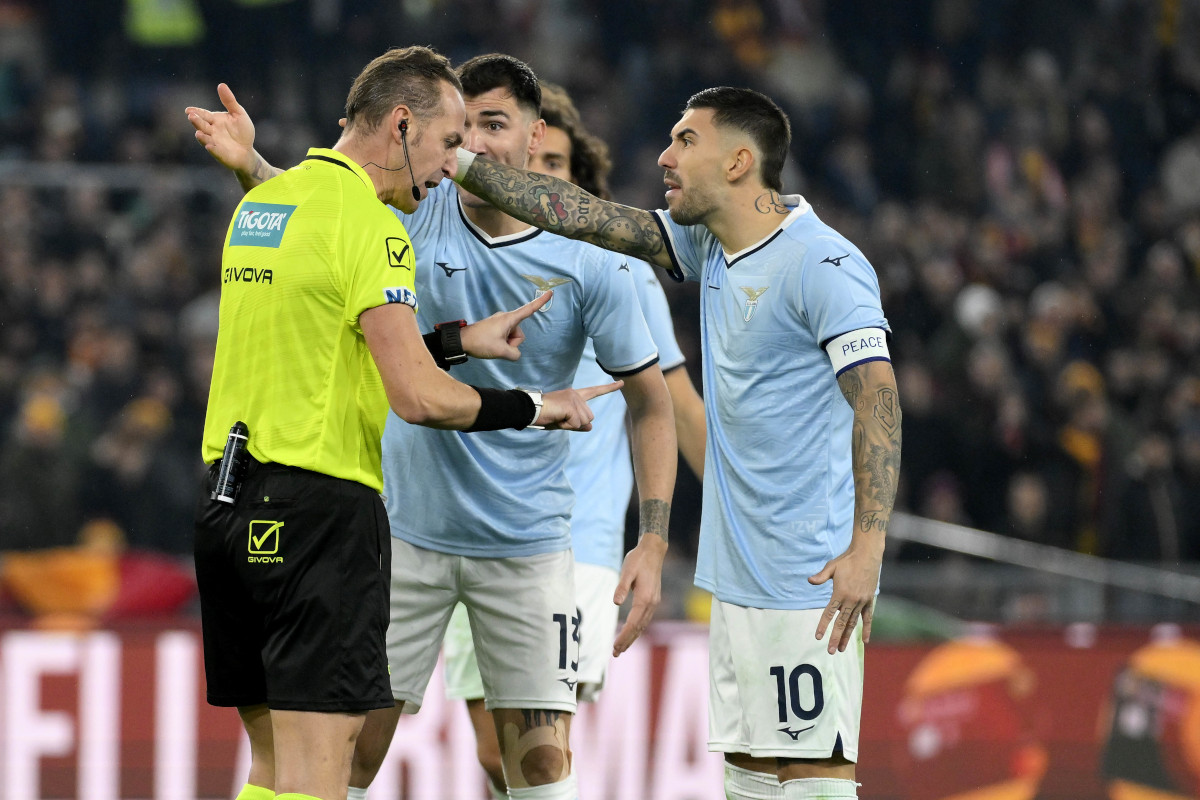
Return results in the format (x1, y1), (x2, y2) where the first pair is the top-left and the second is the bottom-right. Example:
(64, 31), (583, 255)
(777, 725), (814, 740)
(618, 262), (630, 272)
(821, 254), (850, 267)
(740, 285), (769, 322)
(520, 274), (573, 312)
(559, 678), (578, 690)
(437, 262), (467, 277)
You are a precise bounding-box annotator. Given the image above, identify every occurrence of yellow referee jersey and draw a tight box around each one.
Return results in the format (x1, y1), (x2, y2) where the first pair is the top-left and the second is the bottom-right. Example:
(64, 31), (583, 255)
(202, 148), (418, 492)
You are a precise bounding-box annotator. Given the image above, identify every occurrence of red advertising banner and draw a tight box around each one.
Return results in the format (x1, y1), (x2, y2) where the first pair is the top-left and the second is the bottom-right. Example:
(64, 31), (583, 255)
(1, 620), (1198, 799)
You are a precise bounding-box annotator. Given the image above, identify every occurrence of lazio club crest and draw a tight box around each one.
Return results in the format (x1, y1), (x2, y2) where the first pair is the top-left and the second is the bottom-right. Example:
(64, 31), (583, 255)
(520, 274), (573, 312)
(740, 286), (769, 322)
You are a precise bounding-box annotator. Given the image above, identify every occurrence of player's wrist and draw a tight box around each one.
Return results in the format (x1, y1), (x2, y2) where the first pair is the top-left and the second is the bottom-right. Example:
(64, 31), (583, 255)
(453, 147), (477, 182)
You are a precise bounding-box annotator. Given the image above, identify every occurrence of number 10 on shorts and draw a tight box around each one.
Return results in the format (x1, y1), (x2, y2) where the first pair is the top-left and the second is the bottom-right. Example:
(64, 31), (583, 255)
(770, 664), (824, 723)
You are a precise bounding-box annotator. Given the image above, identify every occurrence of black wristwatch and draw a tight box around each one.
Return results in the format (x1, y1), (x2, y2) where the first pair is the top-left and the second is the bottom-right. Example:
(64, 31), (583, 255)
(435, 319), (468, 366)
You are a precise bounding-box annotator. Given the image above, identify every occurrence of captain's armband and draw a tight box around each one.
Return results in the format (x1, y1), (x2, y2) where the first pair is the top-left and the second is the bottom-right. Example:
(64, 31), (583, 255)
(824, 328), (890, 376)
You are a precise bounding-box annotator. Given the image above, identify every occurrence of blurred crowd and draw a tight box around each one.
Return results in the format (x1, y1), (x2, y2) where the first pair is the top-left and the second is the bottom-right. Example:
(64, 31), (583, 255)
(1, 0), (1199, 596)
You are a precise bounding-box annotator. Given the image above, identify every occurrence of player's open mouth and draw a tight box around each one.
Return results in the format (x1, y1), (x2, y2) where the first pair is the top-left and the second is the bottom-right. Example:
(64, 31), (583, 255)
(664, 176), (681, 199)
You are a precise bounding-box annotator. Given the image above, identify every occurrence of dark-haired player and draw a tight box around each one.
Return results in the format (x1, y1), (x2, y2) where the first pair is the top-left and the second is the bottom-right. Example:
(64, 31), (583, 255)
(188, 54), (676, 800)
(452, 86), (902, 799)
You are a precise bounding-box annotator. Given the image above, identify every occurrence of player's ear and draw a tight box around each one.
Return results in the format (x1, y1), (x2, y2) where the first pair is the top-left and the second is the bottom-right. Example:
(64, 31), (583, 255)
(727, 146), (755, 183)
(528, 117), (547, 157)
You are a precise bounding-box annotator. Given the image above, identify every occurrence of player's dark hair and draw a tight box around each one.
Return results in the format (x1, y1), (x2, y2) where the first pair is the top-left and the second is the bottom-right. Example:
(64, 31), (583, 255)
(539, 82), (613, 200)
(457, 53), (542, 119)
(685, 87), (791, 192)
(345, 46), (462, 134)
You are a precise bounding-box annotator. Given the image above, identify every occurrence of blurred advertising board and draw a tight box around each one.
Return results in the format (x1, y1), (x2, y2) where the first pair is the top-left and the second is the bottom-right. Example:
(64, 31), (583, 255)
(1, 620), (1198, 799)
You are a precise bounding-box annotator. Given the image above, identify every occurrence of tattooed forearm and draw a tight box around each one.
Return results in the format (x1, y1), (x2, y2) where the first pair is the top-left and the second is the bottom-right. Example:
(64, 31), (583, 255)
(236, 152), (282, 194)
(462, 157), (673, 269)
(639, 498), (671, 544)
(840, 361), (902, 537)
(837, 369), (865, 413)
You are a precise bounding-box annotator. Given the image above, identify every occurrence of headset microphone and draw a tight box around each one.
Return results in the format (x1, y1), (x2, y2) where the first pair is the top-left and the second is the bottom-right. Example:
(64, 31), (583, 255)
(399, 120), (420, 202)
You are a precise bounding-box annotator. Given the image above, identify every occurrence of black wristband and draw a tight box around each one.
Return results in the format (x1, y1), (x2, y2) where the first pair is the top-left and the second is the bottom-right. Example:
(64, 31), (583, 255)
(422, 330), (450, 369)
(465, 387), (536, 432)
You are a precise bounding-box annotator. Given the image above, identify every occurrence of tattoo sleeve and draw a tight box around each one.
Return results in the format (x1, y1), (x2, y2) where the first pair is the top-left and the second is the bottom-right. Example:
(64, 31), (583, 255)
(837, 361), (902, 538)
(461, 157), (674, 270)
(638, 498), (671, 544)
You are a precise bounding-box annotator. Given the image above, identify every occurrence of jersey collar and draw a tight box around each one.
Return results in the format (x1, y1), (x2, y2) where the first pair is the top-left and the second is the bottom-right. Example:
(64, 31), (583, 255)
(722, 195), (811, 268)
(456, 193), (542, 248)
(304, 148), (372, 190)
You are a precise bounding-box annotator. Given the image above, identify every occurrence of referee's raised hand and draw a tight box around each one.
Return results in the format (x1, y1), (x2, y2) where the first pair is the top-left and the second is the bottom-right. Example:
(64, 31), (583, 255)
(186, 83), (256, 174)
(536, 381), (624, 431)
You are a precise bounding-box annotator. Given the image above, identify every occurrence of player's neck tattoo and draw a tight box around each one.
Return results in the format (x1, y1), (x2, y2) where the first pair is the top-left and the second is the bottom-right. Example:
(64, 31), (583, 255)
(639, 498), (671, 543)
(754, 190), (791, 215)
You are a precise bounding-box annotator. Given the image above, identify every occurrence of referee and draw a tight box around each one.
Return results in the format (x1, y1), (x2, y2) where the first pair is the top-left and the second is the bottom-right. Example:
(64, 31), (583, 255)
(193, 47), (617, 800)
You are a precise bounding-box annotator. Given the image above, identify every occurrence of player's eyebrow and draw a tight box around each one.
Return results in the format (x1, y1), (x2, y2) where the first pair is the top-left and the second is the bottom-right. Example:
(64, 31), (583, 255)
(673, 127), (699, 142)
(476, 109), (511, 121)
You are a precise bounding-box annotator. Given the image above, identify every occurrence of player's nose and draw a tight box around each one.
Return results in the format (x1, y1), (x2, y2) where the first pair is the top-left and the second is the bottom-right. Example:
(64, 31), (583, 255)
(463, 128), (488, 156)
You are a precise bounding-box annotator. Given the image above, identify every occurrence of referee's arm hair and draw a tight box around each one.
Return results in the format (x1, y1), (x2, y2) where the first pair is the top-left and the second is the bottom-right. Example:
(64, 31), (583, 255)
(361, 302), (489, 429)
(362, 301), (618, 431)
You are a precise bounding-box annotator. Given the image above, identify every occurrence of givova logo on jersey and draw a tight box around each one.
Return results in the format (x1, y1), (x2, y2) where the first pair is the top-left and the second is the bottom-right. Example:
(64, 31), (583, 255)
(229, 202), (298, 248)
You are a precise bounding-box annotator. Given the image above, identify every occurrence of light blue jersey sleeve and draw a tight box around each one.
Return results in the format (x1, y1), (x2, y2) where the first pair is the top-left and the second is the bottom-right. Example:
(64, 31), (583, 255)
(652, 210), (716, 283)
(632, 259), (685, 371)
(799, 239), (890, 358)
(583, 250), (660, 376)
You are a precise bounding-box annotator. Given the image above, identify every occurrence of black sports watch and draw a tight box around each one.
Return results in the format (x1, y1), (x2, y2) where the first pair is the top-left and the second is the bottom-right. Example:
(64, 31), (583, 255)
(434, 319), (468, 367)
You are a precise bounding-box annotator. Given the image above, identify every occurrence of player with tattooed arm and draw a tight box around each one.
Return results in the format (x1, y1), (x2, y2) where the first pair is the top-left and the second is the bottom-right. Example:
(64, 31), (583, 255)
(188, 55), (676, 800)
(449, 87), (902, 800)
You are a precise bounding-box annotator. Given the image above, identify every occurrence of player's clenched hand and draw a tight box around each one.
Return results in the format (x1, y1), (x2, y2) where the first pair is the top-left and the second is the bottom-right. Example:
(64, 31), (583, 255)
(535, 381), (623, 431)
(808, 545), (883, 654)
(185, 83), (257, 173)
(460, 292), (551, 360)
(612, 534), (667, 656)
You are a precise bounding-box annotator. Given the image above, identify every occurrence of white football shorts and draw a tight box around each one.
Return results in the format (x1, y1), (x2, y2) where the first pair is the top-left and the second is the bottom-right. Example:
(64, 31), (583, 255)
(708, 601), (864, 761)
(443, 560), (620, 704)
(387, 538), (578, 714)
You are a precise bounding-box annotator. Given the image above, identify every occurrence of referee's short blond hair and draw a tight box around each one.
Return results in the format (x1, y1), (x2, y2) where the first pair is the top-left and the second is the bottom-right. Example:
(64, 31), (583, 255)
(344, 46), (462, 134)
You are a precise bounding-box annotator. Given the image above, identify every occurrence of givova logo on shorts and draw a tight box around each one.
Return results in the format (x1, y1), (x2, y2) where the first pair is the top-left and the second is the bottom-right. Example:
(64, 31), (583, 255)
(248, 520), (284, 564)
(229, 202), (298, 248)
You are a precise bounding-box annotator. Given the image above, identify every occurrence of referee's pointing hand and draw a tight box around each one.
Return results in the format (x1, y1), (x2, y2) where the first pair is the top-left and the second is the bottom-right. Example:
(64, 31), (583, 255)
(536, 381), (624, 431)
(460, 291), (552, 361)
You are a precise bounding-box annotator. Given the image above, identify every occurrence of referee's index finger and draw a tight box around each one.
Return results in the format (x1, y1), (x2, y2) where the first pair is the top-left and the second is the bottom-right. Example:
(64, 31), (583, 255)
(576, 380), (623, 401)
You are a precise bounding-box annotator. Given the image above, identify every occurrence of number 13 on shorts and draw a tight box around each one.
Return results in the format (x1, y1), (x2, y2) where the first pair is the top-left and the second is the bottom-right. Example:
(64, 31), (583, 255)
(553, 610), (581, 673)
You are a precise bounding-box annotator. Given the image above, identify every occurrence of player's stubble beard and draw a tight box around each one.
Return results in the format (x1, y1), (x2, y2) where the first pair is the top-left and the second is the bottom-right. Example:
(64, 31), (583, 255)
(666, 176), (719, 227)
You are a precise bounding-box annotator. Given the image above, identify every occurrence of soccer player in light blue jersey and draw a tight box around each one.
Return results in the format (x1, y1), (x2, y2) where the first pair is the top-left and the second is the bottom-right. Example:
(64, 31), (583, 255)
(454, 88), (902, 800)
(187, 55), (677, 800)
(440, 83), (708, 800)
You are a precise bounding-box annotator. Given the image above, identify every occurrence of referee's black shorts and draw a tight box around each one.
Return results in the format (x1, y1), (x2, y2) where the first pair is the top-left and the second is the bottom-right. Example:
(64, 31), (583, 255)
(194, 460), (393, 712)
